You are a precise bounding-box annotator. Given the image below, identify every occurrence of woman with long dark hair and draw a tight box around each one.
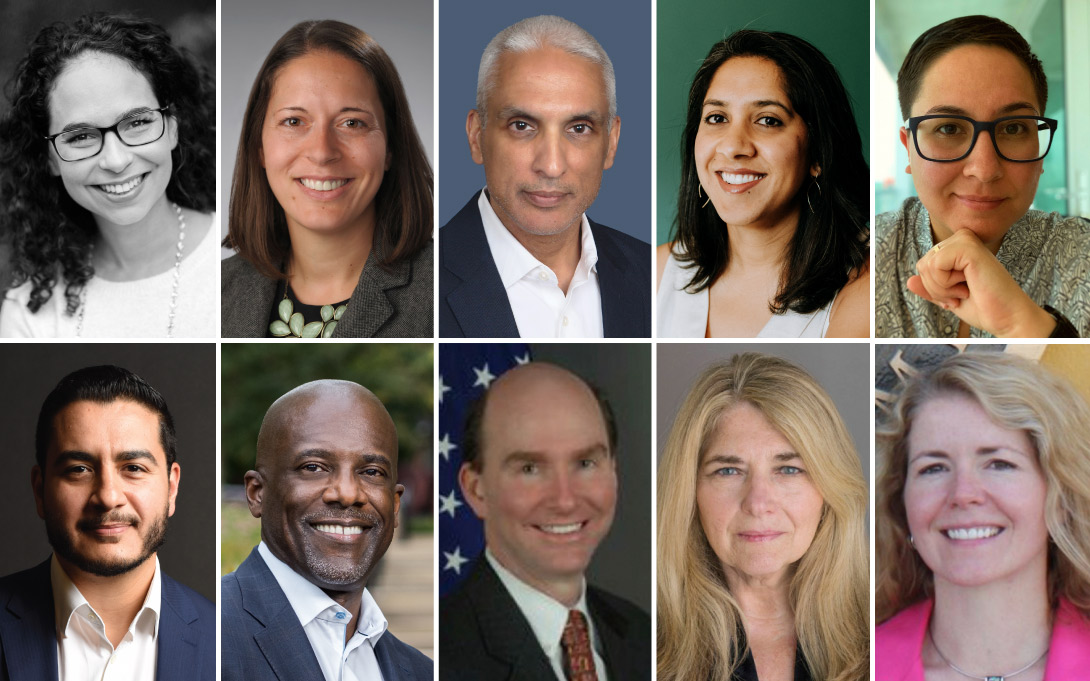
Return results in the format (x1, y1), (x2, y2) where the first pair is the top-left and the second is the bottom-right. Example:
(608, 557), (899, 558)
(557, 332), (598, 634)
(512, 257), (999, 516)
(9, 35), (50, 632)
(657, 30), (869, 338)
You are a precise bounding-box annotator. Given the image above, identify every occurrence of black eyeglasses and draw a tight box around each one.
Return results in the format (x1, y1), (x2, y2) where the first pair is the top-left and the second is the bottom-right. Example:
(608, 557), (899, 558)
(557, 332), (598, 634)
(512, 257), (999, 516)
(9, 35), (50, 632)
(904, 114), (1058, 163)
(44, 106), (171, 162)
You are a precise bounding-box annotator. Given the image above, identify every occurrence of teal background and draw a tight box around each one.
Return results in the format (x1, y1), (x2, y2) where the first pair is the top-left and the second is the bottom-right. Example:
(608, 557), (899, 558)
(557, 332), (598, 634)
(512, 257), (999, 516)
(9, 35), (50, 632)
(656, 0), (871, 245)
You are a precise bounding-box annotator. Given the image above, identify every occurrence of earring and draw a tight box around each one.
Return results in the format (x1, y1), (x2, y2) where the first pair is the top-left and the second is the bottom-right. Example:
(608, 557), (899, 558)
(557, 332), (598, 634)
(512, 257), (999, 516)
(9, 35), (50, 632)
(908, 534), (915, 548)
(806, 179), (822, 214)
(698, 183), (711, 208)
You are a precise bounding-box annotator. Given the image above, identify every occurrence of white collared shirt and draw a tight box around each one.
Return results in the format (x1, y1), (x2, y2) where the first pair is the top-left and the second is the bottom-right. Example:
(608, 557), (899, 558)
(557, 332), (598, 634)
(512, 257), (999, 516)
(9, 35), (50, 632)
(258, 542), (387, 681)
(477, 189), (605, 338)
(486, 550), (610, 681)
(51, 554), (161, 681)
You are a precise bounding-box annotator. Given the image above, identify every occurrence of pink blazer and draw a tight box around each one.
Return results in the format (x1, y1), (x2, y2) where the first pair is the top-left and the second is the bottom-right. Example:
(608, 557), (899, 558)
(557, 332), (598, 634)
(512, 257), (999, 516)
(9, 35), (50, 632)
(875, 597), (1090, 681)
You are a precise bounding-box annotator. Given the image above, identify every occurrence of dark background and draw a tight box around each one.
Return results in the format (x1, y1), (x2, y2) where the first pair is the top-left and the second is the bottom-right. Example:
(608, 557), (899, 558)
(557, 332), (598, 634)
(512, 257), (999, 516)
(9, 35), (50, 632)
(0, 343), (216, 601)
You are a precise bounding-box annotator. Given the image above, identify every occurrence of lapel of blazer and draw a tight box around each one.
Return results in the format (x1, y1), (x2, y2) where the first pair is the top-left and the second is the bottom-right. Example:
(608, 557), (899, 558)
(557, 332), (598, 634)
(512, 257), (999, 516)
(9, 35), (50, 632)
(237, 549), (326, 681)
(442, 194), (520, 338)
(374, 632), (410, 680)
(226, 257), (278, 336)
(587, 587), (636, 681)
(589, 220), (643, 337)
(336, 239), (412, 337)
(468, 561), (556, 681)
(0, 560), (58, 681)
(156, 575), (202, 681)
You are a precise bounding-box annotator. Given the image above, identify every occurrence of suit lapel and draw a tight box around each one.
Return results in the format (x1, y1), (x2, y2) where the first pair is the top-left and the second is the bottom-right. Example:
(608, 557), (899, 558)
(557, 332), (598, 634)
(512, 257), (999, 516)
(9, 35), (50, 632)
(468, 562), (556, 681)
(588, 588), (636, 681)
(337, 240), (412, 337)
(156, 576), (201, 681)
(590, 220), (643, 337)
(0, 561), (58, 681)
(228, 259), (278, 336)
(442, 195), (520, 338)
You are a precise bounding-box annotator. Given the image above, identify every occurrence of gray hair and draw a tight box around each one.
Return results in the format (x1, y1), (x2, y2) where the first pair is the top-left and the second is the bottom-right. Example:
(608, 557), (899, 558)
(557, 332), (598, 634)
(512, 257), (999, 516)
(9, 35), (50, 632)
(475, 15), (617, 129)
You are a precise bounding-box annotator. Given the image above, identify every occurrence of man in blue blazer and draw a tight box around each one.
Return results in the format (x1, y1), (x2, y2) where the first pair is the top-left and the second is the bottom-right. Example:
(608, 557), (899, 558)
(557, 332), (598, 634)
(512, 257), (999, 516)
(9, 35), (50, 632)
(440, 15), (651, 338)
(0, 366), (214, 681)
(221, 380), (432, 681)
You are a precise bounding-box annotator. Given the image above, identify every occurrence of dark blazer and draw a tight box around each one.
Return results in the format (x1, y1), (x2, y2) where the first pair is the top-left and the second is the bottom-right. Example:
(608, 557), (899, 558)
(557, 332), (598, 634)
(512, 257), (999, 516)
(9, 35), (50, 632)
(0, 558), (214, 681)
(221, 240), (433, 338)
(439, 559), (651, 681)
(221, 547), (432, 681)
(439, 193), (651, 338)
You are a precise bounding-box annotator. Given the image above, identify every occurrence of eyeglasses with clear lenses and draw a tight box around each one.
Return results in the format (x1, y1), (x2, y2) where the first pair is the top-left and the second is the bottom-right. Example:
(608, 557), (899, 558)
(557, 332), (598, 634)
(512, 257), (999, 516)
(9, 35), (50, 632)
(44, 106), (170, 162)
(904, 114), (1058, 163)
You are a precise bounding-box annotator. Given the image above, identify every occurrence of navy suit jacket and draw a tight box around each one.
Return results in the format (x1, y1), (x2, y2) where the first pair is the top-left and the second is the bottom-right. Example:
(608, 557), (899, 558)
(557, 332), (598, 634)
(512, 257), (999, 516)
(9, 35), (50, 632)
(439, 559), (651, 681)
(0, 558), (215, 681)
(439, 193), (652, 338)
(221, 547), (433, 681)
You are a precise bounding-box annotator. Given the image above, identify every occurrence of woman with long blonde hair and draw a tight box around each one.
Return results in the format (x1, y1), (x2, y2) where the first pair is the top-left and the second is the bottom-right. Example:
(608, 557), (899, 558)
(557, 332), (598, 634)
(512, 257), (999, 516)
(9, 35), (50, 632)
(658, 352), (868, 681)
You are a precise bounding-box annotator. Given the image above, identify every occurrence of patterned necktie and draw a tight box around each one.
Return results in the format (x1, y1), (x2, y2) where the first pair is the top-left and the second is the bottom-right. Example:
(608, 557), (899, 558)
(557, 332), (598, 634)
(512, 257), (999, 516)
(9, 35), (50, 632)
(561, 609), (599, 681)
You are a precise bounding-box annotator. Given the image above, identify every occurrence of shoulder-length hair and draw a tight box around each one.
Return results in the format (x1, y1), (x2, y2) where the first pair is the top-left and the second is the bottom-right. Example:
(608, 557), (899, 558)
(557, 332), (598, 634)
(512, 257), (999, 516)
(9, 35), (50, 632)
(671, 30), (868, 314)
(658, 353), (869, 681)
(0, 12), (215, 314)
(877, 352), (1090, 624)
(225, 20), (432, 279)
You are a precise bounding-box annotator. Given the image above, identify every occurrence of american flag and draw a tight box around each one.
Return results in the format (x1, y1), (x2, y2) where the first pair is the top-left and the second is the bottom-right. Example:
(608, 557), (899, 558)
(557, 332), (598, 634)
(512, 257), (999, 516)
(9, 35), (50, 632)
(438, 343), (531, 596)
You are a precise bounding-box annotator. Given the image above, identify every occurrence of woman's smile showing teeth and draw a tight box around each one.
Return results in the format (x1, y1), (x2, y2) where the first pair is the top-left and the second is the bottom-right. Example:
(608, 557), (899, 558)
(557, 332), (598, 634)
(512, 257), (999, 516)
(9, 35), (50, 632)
(538, 522), (585, 535)
(943, 526), (1003, 540)
(716, 170), (767, 194)
(299, 178), (349, 191)
(719, 172), (766, 185)
(96, 172), (148, 196)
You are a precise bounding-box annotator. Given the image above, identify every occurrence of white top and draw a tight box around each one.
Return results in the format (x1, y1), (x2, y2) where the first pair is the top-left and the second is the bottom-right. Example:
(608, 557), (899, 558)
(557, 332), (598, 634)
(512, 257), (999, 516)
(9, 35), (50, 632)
(656, 250), (835, 338)
(52, 554), (161, 681)
(486, 549), (609, 681)
(258, 542), (387, 681)
(0, 213), (219, 338)
(478, 190), (604, 338)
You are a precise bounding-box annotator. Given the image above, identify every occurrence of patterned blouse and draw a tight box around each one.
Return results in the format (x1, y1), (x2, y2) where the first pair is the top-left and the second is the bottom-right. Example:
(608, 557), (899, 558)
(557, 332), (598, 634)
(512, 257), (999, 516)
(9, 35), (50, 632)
(876, 197), (1090, 338)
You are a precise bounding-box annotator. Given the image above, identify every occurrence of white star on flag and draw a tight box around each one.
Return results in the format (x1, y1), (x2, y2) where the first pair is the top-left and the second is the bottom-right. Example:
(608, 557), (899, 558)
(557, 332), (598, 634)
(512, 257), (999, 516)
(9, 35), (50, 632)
(514, 353), (531, 365)
(439, 489), (464, 518)
(443, 546), (470, 575)
(439, 374), (451, 404)
(438, 433), (457, 462)
(472, 363), (496, 389)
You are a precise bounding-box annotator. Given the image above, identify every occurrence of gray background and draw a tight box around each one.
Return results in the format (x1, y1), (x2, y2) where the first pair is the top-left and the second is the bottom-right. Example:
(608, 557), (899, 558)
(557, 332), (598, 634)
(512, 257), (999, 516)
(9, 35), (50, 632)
(656, 343), (870, 484)
(220, 0), (434, 251)
(521, 343), (652, 612)
(0, 344), (216, 602)
(437, 0), (652, 243)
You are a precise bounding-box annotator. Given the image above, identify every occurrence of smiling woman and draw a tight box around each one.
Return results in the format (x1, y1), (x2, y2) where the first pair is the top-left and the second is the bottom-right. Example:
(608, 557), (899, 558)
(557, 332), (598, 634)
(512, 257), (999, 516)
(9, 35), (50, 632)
(0, 12), (217, 338)
(221, 20), (433, 338)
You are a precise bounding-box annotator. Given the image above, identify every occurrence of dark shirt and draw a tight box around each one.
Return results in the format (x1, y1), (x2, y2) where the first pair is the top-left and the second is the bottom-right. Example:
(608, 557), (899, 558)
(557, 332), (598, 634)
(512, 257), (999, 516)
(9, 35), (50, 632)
(731, 647), (811, 681)
(265, 278), (349, 338)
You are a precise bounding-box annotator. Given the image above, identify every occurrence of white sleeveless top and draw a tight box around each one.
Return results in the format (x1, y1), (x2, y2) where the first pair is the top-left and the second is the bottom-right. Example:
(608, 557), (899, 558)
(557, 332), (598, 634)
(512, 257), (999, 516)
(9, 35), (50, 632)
(657, 251), (835, 338)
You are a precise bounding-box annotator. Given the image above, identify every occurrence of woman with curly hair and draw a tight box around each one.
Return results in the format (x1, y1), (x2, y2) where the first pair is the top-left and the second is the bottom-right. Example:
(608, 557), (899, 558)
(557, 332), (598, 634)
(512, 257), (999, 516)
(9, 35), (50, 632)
(876, 352), (1090, 680)
(658, 353), (869, 681)
(0, 12), (216, 337)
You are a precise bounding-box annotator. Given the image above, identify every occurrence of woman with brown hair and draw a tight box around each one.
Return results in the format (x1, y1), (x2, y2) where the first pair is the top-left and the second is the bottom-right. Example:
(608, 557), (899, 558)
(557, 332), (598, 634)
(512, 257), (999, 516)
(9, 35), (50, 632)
(221, 19), (432, 338)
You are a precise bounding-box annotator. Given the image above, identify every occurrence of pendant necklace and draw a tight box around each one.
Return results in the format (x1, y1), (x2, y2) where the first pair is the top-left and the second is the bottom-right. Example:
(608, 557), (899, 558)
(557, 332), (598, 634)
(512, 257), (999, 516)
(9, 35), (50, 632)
(929, 625), (1047, 681)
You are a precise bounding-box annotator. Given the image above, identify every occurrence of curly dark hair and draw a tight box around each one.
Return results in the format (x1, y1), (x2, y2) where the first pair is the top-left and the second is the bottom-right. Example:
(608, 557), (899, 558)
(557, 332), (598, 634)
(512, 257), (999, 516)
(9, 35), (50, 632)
(671, 30), (869, 315)
(0, 12), (215, 315)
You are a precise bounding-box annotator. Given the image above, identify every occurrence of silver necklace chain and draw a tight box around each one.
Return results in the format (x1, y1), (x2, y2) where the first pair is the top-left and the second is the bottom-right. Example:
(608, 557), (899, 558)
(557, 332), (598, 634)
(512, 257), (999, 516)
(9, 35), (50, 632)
(929, 626), (1048, 681)
(77, 203), (186, 338)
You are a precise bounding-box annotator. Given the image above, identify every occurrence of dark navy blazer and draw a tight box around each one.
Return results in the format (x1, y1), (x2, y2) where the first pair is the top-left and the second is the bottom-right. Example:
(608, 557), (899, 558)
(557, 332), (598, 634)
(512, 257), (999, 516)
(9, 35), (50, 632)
(439, 559), (651, 681)
(221, 547), (433, 681)
(439, 193), (651, 338)
(0, 558), (215, 681)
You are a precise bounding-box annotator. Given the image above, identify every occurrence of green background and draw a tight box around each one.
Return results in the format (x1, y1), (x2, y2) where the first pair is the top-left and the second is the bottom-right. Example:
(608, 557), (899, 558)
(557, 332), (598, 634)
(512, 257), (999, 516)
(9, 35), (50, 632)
(656, 0), (870, 245)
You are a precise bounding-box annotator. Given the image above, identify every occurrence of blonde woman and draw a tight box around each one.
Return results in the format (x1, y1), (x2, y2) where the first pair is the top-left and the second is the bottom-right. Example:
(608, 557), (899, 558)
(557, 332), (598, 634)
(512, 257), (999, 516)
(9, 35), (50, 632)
(658, 353), (868, 681)
(876, 353), (1090, 680)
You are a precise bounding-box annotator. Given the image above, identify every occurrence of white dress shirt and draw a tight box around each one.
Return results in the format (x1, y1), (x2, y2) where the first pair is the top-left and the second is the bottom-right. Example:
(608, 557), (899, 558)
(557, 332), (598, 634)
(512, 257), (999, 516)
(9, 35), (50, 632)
(258, 542), (387, 681)
(477, 190), (605, 338)
(486, 549), (610, 681)
(52, 554), (161, 681)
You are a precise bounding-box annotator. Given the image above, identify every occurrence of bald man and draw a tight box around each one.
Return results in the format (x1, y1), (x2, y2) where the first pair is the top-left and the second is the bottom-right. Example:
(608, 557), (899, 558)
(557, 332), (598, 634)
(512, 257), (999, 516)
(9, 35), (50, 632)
(221, 380), (432, 681)
(440, 364), (650, 681)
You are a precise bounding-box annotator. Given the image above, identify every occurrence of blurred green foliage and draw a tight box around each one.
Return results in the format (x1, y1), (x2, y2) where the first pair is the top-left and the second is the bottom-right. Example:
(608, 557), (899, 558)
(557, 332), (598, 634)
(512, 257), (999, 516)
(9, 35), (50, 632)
(221, 343), (433, 484)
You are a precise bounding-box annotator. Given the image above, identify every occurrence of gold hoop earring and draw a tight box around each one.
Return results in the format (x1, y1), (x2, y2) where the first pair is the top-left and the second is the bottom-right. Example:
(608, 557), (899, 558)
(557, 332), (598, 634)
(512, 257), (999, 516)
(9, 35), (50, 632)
(698, 183), (711, 208)
(806, 178), (822, 214)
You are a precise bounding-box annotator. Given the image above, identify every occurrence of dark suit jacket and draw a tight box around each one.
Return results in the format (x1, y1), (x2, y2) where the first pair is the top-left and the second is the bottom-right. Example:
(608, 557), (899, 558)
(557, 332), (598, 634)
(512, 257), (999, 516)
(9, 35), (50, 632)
(220, 240), (433, 338)
(221, 547), (432, 681)
(439, 193), (651, 338)
(439, 559), (651, 681)
(0, 558), (214, 681)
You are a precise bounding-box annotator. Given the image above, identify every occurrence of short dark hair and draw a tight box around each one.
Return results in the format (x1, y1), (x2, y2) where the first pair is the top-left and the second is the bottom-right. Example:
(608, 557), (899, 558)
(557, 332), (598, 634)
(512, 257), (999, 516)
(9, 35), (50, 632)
(224, 19), (433, 280)
(35, 365), (177, 469)
(462, 380), (618, 469)
(897, 15), (1047, 120)
(671, 30), (868, 315)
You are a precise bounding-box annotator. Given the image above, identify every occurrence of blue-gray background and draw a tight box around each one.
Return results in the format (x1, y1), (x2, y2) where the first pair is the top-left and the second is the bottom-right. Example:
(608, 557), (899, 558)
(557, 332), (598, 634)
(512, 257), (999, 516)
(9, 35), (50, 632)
(438, 0), (652, 244)
(220, 0), (434, 251)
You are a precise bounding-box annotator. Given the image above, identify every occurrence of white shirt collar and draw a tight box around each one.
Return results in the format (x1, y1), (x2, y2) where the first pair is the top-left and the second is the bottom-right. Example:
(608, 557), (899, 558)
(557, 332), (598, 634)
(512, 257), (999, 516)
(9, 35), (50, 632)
(258, 541), (388, 643)
(477, 189), (599, 290)
(51, 553), (162, 641)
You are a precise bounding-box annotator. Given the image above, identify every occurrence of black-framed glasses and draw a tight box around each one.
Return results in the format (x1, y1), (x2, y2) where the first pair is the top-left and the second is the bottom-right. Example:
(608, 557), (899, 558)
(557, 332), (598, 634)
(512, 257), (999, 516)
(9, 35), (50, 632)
(904, 114), (1058, 163)
(44, 106), (171, 162)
